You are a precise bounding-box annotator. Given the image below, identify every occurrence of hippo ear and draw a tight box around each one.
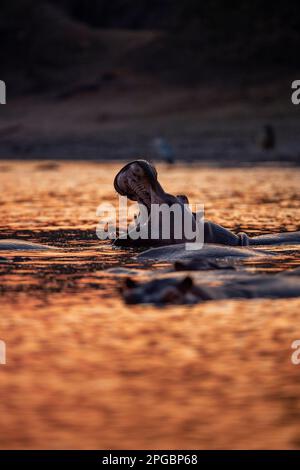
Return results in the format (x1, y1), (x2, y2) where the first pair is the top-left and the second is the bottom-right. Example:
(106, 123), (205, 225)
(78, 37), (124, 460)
(176, 194), (189, 204)
(178, 276), (193, 292)
(174, 261), (185, 271)
(125, 277), (138, 289)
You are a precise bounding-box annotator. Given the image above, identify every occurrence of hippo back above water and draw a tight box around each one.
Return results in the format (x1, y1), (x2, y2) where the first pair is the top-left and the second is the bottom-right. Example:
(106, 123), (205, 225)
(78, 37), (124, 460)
(0, 240), (56, 251)
(137, 243), (270, 261)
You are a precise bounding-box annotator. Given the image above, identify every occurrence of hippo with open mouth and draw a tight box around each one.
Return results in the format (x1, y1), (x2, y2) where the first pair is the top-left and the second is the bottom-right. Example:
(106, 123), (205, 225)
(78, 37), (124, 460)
(113, 159), (300, 249)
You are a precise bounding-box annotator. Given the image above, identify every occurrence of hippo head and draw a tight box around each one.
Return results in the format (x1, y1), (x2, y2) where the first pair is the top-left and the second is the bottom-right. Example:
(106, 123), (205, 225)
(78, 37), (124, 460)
(113, 160), (197, 247)
(121, 275), (199, 305)
(114, 159), (189, 210)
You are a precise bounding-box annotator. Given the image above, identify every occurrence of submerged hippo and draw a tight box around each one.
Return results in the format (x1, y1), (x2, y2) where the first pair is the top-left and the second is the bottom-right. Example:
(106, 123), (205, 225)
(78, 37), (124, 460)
(0, 239), (56, 250)
(122, 268), (300, 305)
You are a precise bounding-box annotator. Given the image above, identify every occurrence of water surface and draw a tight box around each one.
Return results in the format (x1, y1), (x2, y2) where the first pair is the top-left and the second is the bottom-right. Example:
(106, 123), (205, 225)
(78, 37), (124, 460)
(0, 161), (300, 449)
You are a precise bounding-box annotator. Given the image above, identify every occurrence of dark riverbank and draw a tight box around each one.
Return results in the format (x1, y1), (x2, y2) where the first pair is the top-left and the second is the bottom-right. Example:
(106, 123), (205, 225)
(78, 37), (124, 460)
(1, 1), (300, 163)
(1, 83), (300, 164)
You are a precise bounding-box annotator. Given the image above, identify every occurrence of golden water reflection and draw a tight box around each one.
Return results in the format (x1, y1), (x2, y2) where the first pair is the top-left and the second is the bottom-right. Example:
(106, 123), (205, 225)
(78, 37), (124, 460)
(0, 161), (300, 449)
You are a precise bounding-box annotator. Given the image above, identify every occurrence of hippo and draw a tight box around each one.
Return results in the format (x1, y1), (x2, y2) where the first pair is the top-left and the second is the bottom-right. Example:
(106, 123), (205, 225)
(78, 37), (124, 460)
(122, 268), (300, 305)
(136, 243), (270, 262)
(113, 159), (300, 249)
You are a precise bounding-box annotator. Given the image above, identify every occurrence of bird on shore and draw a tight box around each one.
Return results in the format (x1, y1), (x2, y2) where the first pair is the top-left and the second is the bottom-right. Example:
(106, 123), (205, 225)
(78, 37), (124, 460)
(257, 124), (276, 151)
(152, 137), (175, 164)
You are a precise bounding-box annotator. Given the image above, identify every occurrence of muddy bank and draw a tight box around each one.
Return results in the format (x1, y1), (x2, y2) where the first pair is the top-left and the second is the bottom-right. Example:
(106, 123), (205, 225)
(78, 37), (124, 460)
(1, 86), (300, 163)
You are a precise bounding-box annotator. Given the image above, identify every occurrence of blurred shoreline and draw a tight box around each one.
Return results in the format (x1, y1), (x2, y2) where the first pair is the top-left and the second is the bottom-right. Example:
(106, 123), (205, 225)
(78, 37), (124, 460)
(1, 2), (300, 164)
(1, 83), (300, 164)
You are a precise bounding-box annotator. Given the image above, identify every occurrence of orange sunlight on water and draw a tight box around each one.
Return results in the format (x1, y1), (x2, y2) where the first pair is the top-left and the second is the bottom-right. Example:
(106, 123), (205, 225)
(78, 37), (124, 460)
(0, 161), (300, 449)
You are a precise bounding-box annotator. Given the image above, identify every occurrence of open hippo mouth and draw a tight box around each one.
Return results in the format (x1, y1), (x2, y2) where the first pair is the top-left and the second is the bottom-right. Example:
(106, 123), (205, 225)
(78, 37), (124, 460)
(113, 159), (198, 246)
(114, 159), (178, 210)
